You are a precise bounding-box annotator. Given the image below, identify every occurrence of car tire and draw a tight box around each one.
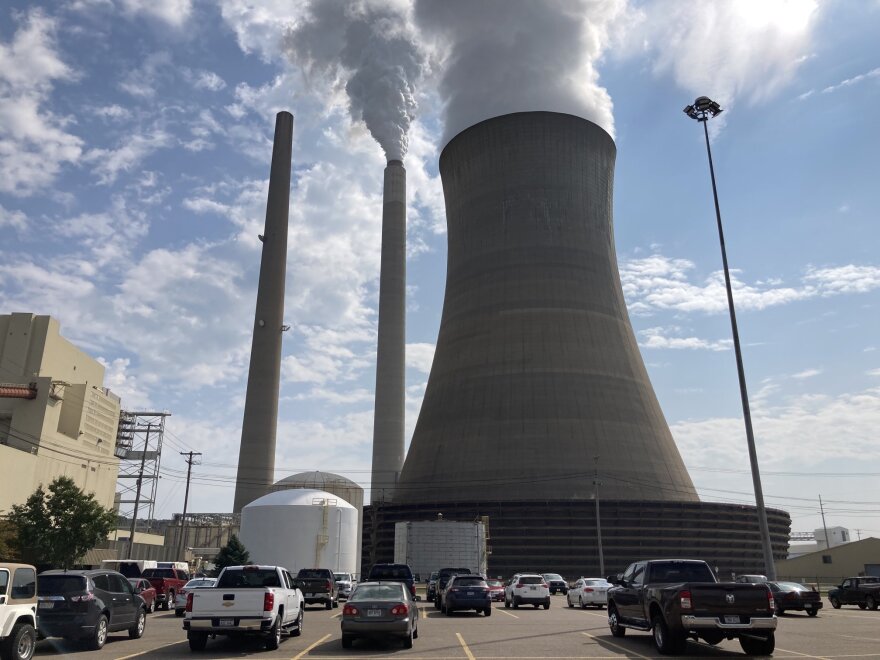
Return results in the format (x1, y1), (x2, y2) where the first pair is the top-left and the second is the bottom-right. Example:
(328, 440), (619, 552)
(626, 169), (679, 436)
(333, 598), (339, 609)
(579, 597), (586, 609)
(775, 607), (784, 616)
(162, 600), (170, 611)
(608, 605), (625, 638)
(484, 607), (492, 617)
(858, 603), (867, 610)
(543, 601), (550, 610)
(807, 608), (818, 617)
(341, 634), (353, 649)
(188, 631), (208, 651)
(403, 628), (414, 649)
(652, 613), (685, 655)
(129, 608), (146, 639)
(740, 632), (775, 656)
(291, 608), (303, 637)
(1, 621), (36, 660)
(148, 600), (155, 613)
(567, 594), (573, 608)
(702, 632), (724, 646)
(325, 599), (332, 610)
(830, 596), (841, 609)
(533, 603), (539, 609)
(513, 596), (519, 609)
(265, 615), (281, 650)
(867, 596), (878, 611)
(88, 615), (108, 651)
(175, 608), (185, 618)
(596, 604), (604, 610)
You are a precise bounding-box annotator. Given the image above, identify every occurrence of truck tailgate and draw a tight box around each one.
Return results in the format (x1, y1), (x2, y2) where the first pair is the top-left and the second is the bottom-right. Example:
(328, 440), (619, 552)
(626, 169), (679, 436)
(690, 583), (771, 617)
(190, 588), (267, 618)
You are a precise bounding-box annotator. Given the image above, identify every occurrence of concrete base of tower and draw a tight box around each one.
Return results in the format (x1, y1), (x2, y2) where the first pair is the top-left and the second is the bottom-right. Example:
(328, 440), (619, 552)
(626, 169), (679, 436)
(361, 500), (790, 579)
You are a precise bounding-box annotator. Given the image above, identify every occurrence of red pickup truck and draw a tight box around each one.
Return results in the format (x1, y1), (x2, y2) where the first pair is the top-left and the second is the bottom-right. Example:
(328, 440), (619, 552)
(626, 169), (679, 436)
(142, 567), (190, 611)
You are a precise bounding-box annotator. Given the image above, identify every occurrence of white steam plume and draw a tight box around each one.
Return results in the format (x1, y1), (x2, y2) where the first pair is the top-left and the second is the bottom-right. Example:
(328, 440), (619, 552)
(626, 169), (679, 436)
(282, 0), (427, 162)
(413, 0), (626, 147)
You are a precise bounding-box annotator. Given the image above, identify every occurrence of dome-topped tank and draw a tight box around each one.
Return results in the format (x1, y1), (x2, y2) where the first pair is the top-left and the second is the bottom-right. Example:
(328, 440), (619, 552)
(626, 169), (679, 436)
(239, 488), (359, 575)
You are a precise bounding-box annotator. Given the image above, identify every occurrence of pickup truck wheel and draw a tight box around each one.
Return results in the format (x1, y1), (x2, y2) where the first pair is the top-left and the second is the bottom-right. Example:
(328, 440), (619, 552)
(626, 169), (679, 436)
(188, 631), (208, 651)
(867, 596), (878, 611)
(325, 599), (332, 610)
(504, 597), (510, 609)
(333, 598), (339, 609)
(291, 608), (303, 637)
(162, 600), (170, 611)
(740, 632), (775, 656)
(807, 608), (818, 617)
(652, 614), (685, 655)
(265, 615), (281, 650)
(85, 614), (108, 651)
(1, 621), (36, 660)
(543, 601), (550, 610)
(129, 608), (146, 639)
(608, 606), (626, 638)
(484, 607), (492, 616)
(830, 596), (841, 609)
(858, 603), (867, 610)
(775, 607), (784, 616)
(175, 609), (185, 618)
(567, 594), (573, 608)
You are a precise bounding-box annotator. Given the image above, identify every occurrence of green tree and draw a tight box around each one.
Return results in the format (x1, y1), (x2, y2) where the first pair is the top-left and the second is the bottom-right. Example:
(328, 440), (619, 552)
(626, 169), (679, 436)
(8, 476), (116, 569)
(213, 534), (250, 575)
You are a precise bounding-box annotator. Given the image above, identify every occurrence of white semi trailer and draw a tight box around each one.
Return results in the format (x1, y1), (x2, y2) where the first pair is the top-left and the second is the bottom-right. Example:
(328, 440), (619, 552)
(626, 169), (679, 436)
(393, 520), (488, 581)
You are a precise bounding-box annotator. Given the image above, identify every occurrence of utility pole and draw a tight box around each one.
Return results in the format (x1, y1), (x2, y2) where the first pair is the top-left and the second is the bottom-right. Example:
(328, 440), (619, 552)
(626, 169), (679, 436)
(594, 455), (605, 577)
(178, 451), (202, 561)
(819, 494), (831, 549)
(856, 529), (862, 541)
(127, 423), (153, 558)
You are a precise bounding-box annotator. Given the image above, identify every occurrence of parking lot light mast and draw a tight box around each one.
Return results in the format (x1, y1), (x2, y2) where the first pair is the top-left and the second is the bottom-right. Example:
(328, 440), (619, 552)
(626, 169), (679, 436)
(594, 455), (605, 577)
(683, 96), (776, 580)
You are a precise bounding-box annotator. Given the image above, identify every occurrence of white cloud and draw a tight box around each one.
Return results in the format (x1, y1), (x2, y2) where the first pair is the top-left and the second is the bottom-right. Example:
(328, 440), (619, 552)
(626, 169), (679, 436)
(217, 0), (310, 61)
(118, 0), (193, 28)
(193, 70), (227, 91)
(0, 204), (27, 231)
(638, 327), (730, 352)
(792, 368), (821, 380)
(94, 104), (132, 120)
(821, 67), (880, 95)
(867, 368), (880, 377)
(805, 264), (880, 295)
(405, 342), (435, 373)
(0, 10), (83, 196)
(85, 128), (174, 184)
(118, 51), (171, 98)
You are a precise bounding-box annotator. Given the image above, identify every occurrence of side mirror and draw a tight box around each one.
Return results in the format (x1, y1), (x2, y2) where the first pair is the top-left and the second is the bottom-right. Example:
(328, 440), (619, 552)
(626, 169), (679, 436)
(606, 575), (619, 585)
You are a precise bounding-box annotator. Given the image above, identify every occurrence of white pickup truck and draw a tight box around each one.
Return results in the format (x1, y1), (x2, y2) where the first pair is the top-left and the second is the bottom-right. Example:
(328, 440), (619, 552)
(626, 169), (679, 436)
(182, 565), (303, 652)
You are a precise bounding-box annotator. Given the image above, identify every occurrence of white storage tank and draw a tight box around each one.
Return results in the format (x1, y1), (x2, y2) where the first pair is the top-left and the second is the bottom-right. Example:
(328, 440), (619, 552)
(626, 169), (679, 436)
(239, 488), (358, 575)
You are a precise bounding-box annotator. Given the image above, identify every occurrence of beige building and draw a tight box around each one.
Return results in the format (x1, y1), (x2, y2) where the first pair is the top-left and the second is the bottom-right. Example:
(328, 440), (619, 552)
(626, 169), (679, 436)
(776, 537), (880, 586)
(0, 313), (121, 513)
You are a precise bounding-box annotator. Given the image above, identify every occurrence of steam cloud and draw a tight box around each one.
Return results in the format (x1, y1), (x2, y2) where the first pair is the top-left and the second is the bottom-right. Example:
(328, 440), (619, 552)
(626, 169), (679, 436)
(413, 0), (625, 146)
(283, 0), (426, 162)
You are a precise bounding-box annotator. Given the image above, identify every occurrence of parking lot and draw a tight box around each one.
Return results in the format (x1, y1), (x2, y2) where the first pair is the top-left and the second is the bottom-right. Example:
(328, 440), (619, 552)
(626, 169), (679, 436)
(32, 595), (880, 659)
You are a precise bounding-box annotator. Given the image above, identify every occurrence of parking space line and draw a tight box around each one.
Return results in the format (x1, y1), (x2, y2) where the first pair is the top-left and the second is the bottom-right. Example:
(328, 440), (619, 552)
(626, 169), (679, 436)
(581, 632), (652, 659)
(114, 640), (187, 659)
(292, 632), (332, 659)
(836, 634), (880, 642)
(775, 647), (830, 659)
(497, 608), (519, 618)
(456, 632), (476, 660)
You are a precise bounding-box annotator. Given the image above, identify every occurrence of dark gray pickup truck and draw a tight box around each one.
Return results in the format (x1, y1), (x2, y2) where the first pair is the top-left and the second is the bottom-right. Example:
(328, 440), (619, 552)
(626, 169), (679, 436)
(606, 559), (777, 655)
(828, 576), (880, 610)
(292, 569), (339, 610)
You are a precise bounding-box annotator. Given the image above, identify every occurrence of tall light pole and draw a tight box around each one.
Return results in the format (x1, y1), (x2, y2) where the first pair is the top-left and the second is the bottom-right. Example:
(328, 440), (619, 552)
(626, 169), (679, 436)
(593, 455), (605, 577)
(684, 96), (776, 580)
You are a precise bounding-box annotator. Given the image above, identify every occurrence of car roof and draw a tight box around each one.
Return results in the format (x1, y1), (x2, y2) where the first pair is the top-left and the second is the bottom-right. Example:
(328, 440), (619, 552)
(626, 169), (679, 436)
(0, 563), (37, 572)
(39, 569), (120, 577)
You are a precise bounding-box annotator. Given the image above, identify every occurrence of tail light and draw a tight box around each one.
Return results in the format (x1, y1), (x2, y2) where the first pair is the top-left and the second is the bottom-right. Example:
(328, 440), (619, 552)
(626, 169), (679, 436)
(767, 588), (775, 612)
(263, 592), (274, 612)
(542, 582), (548, 588)
(409, 583), (416, 598)
(680, 590), (693, 610)
(325, 580), (333, 591)
(343, 604), (358, 615)
(584, 588), (594, 593)
(70, 593), (95, 602)
(185, 593), (194, 612)
(390, 603), (409, 616)
(516, 582), (524, 588)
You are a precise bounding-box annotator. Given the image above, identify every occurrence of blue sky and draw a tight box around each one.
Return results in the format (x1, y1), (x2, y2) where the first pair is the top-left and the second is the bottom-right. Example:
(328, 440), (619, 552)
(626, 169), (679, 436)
(1, 0), (878, 541)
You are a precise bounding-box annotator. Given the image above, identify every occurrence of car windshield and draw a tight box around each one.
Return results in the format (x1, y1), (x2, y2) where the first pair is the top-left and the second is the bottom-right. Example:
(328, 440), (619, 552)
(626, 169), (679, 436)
(585, 579), (609, 586)
(334, 573), (350, 581)
(543, 574), (563, 581)
(519, 576), (544, 585)
(185, 579), (215, 588)
(453, 577), (487, 587)
(38, 575), (87, 595)
(217, 569), (280, 588)
(142, 569), (176, 579)
(649, 562), (715, 583)
(351, 584), (404, 601)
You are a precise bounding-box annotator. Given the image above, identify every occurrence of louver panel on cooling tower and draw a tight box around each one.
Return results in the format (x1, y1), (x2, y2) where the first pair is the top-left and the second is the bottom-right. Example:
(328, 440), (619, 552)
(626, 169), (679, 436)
(394, 112), (699, 504)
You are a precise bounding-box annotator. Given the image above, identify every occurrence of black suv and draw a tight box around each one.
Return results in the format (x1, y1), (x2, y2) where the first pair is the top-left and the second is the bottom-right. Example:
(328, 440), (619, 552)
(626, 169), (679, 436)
(367, 564), (416, 600)
(542, 573), (568, 595)
(433, 567), (472, 607)
(37, 569), (147, 650)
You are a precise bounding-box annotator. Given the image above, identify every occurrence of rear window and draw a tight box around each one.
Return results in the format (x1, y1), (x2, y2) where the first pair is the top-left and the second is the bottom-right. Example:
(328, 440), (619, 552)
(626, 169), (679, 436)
(438, 568), (470, 578)
(297, 569), (330, 579)
(863, 577), (880, 584)
(453, 577), (487, 587)
(142, 569), (176, 579)
(543, 574), (564, 581)
(185, 579), (216, 589)
(369, 565), (413, 580)
(334, 573), (351, 581)
(585, 579), (609, 586)
(352, 584), (404, 601)
(117, 563), (143, 578)
(217, 569), (280, 588)
(648, 562), (715, 583)
(519, 576), (544, 585)
(38, 575), (88, 595)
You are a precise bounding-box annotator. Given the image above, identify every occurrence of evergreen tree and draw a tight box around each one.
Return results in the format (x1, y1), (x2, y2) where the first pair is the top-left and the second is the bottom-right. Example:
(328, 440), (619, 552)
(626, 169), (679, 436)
(9, 476), (116, 568)
(213, 534), (251, 575)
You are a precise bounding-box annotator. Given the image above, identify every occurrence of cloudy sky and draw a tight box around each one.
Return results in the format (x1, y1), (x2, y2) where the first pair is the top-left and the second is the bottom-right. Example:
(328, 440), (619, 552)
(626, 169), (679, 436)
(1, 0), (878, 541)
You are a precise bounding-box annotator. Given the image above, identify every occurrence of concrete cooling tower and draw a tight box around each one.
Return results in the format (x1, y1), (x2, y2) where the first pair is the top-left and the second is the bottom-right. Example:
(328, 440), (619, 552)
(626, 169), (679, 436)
(394, 111), (696, 504)
(363, 112), (790, 577)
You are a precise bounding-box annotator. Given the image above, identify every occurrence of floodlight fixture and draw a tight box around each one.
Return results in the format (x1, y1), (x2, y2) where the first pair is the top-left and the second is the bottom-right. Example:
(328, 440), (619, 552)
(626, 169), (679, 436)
(684, 96), (723, 121)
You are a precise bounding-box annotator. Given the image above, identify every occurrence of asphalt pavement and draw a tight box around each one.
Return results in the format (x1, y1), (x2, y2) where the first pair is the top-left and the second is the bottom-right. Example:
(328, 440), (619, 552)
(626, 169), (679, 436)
(32, 594), (880, 659)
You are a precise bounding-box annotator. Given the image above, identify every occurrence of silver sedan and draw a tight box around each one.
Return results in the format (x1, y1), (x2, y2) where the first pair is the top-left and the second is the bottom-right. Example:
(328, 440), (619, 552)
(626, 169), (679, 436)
(567, 577), (610, 609)
(341, 581), (418, 649)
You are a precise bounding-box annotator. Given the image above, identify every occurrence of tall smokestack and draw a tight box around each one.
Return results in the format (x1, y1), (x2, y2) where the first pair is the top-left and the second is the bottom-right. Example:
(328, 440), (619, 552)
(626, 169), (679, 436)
(233, 111), (294, 513)
(370, 160), (406, 504)
(394, 111), (698, 504)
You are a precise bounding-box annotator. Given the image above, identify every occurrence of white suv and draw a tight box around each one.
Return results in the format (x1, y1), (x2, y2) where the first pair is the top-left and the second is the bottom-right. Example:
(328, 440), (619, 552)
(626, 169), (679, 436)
(1, 563), (38, 660)
(504, 573), (550, 610)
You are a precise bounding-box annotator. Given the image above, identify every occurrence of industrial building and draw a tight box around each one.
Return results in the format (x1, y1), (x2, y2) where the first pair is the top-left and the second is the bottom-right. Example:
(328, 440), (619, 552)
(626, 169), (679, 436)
(362, 112), (790, 577)
(776, 537), (880, 585)
(0, 313), (121, 513)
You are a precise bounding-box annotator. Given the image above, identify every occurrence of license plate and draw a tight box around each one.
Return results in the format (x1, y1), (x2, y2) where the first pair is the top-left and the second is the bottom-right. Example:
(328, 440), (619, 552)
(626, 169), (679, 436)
(38, 602), (53, 610)
(367, 609), (382, 617)
(307, 593), (314, 597)
(219, 618), (234, 626)
(467, 591), (474, 596)
(723, 615), (739, 624)
(529, 586), (536, 591)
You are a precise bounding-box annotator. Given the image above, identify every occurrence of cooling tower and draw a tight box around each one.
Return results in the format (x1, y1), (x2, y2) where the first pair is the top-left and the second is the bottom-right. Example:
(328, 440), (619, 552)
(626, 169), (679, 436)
(394, 111), (698, 504)
(369, 160), (407, 505)
(233, 111), (293, 513)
